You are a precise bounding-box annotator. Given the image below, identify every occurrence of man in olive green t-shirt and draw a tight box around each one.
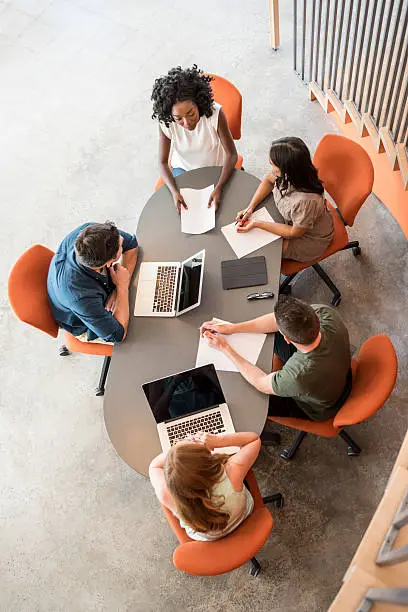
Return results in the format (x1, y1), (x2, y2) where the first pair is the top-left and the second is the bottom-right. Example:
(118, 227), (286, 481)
(199, 296), (352, 421)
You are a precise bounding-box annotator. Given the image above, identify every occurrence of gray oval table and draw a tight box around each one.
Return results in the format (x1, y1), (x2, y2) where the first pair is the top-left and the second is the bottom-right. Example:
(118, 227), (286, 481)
(103, 167), (283, 476)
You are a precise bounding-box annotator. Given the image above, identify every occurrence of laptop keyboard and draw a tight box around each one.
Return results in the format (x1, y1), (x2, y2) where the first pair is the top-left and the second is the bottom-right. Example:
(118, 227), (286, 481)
(153, 265), (178, 313)
(167, 411), (226, 446)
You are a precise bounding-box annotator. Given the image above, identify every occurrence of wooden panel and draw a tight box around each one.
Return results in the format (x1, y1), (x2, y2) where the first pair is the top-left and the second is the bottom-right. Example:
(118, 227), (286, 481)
(327, 89), (351, 123)
(269, 0), (280, 50)
(344, 101), (368, 137)
(396, 144), (408, 190)
(363, 113), (385, 153)
(380, 127), (400, 171)
(309, 82), (334, 113)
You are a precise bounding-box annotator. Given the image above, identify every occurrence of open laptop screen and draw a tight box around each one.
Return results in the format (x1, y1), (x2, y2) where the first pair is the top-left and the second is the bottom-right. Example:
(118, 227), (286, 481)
(142, 364), (225, 424)
(176, 250), (205, 315)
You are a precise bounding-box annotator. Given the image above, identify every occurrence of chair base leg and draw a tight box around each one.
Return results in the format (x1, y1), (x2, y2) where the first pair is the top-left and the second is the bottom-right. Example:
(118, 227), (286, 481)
(280, 431), (307, 461)
(59, 345), (70, 357)
(263, 493), (284, 508)
(339, 429), (361, 456)
(95, 356), (111, 396)
(341, 240), (361, 256)
(249, 556), (261, 577)
(312, 263), (342, 307)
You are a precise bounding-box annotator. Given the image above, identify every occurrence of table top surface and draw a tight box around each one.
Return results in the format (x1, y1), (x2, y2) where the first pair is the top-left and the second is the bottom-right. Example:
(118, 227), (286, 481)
(103, 167), (283, 476)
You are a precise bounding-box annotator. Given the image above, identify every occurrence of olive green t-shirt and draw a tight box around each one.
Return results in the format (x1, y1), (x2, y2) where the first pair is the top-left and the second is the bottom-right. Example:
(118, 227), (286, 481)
(271, 305), (351, 420)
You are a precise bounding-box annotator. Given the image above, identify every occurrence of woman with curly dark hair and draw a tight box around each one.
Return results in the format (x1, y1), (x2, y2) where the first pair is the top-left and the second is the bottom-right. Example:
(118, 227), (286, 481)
(235, 137), (334, 262)
(151, 65), (238, 214)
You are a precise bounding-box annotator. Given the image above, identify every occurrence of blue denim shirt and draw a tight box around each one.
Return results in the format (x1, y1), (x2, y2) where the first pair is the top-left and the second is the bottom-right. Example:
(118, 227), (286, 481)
(47, 223), (138, 343)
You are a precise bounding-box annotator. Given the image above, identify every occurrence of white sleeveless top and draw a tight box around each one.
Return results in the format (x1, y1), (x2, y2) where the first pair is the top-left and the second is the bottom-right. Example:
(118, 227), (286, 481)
(178, 469), (254, 542)
(159, 102), (227, 171)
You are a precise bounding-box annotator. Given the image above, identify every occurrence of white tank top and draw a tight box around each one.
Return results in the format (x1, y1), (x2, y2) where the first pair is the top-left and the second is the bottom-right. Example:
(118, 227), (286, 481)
(159, 102), (227, 171)
(178, 469), (254, 542)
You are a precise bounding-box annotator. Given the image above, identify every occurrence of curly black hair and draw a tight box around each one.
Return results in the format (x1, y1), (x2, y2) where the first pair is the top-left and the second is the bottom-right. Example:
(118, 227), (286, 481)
(151, 65), (214, 127)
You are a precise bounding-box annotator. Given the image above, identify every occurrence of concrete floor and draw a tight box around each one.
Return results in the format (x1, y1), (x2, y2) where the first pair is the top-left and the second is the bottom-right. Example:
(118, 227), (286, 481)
(1, 0), (407, 611)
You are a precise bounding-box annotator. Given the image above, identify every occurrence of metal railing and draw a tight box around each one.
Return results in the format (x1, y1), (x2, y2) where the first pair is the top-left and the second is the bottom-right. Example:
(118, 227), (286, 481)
(293, 0), (408, 150)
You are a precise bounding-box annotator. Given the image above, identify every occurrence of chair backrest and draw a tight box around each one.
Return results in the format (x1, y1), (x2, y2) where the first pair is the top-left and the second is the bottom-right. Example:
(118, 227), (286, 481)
(333, 335), (397, 428)
(208, 74), (242, 140)
(162, 469), (273, 575)
(8, 244), (59, 338)
(313, 134), (374, 227)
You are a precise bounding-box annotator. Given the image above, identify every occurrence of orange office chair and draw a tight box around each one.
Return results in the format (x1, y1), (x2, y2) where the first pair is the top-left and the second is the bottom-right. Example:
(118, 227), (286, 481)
(154, 74), (243, 192)
(161, 469), (283, 576)
(8, 245), (113, 396)
(280, 134), (375, 306)
(267, 334), (397, 461)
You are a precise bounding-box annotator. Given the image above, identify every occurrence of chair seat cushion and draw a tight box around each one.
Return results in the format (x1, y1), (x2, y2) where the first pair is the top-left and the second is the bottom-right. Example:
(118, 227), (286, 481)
(281, 203), (349, 275)
(64, 331), (113, 357)
(173, 507), (273, 575)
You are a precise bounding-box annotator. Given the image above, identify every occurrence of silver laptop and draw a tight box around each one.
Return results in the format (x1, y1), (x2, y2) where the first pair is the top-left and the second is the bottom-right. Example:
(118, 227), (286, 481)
(142, 364), (237, 453)
(134, 249), (205, 317)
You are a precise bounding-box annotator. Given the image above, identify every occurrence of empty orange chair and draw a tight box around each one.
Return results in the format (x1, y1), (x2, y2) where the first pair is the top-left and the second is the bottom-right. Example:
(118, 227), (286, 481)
(8, 245), (113, 395)
(267, 335), (397, 460)
(280, 134), (374, 306)
(154, 74), (243, 192)
(161, 469), (283, 576)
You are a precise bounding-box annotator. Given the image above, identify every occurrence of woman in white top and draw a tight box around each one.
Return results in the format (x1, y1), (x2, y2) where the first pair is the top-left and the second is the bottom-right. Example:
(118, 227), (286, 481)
(149, 432), (260, 541)
(151, 65), (238, 214)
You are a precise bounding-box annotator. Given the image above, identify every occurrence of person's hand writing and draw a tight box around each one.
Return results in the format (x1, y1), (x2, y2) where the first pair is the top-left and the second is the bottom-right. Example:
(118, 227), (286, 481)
(204, 330), (229, 352)
(237, 218), (257, 233)
(173, 192), (188, 215)
(105, 289), (117, 312)
(109, 263), (130, 289)
(208, 186), (222, 211)
(200, 319), (234, 337)
(235, 208), (251, 225)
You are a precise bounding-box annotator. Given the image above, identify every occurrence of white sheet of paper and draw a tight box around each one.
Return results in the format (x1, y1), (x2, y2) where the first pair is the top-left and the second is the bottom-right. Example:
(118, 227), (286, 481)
(221, 207), (280, 258)
(196, 318), (267, 372)
(180, 184), (215, 234)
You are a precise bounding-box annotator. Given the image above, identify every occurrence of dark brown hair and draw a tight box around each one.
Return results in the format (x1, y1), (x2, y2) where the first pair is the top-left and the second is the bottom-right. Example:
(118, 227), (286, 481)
(274, 296), (320, 344)
(165, 442), (230, 533)
(269, 136), (324, 197)
(75, 222), (120, 268)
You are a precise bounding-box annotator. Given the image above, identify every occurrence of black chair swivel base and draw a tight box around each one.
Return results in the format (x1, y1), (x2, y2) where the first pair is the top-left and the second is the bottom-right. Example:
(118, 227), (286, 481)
(280, 431), (307, 461)
(279, 263), (342, 307)
(247, 492), (284, 576)
(339, 429), (362, 456)
(59, 345), (70, 356)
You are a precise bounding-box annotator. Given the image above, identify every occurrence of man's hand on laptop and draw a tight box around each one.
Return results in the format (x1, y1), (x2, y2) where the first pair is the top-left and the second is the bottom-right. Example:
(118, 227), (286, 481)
(203, 330), (229, 352)
(109, 263), (130, 290)
(200, 319), (234, 337)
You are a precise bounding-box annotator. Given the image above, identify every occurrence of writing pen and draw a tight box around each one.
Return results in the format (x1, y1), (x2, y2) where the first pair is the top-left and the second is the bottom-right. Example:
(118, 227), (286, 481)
(235, 208), (249, 225)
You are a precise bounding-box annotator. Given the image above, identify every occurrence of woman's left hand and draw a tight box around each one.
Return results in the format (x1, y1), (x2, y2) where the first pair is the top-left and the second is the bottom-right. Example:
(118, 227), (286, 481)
(208, 186), (222, 211)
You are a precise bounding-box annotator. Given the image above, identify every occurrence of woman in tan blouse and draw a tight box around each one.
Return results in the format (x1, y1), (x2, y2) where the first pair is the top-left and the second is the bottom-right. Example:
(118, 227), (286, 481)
(236, 137), (334, 262)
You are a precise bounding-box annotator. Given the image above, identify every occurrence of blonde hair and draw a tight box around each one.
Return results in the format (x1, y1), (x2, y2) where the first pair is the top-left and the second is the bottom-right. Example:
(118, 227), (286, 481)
(165, 443), (230, 533)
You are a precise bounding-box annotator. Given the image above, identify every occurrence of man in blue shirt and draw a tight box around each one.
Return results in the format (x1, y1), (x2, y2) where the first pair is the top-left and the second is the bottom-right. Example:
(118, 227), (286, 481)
(47, 221), (138, 343)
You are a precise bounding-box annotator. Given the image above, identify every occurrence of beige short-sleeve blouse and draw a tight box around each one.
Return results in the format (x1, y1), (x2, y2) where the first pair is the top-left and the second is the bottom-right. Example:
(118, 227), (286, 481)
(273, 185), (334, 262)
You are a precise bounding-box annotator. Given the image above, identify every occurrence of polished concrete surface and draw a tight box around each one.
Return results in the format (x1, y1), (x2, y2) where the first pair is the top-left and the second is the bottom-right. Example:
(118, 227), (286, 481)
(1, 0), (407, 610)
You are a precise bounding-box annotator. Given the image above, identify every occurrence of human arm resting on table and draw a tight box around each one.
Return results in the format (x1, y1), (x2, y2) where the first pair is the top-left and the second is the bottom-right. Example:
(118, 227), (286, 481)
(236, 171), (276, 224)
(204, 332), (276, 395)
(238, 218), (307, 238)
(158, 127), (187, 214)
(209, 109), (238, 210)
(200, 312), (278, 336)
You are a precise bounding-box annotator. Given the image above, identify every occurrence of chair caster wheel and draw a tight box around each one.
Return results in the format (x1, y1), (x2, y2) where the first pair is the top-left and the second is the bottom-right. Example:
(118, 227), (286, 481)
(95, 387), (105, 396)
(347, 446), (361, 457)
(249, 558), (261, 577)
(352, 246), (361, 256)
(273, 494), (284, 508)
(331, 295), (341, 307)
(250, 566), (260, 577)
(59, 345), (70, 356)
(280, 448), (293, 461)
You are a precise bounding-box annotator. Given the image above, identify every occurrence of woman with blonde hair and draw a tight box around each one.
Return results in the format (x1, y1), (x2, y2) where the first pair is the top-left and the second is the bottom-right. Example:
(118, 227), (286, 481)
(149, 432), (261, 541)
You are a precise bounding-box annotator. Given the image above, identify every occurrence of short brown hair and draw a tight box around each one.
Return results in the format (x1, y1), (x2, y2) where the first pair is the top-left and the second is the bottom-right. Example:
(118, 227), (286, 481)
(74, 222), (120, 267)
(165, 442), (230, 533)
(274, 296), (320, 344)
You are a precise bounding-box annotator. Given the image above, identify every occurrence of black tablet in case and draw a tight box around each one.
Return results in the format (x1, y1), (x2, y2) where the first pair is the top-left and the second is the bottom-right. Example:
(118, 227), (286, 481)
(221, 256), (268, 290)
